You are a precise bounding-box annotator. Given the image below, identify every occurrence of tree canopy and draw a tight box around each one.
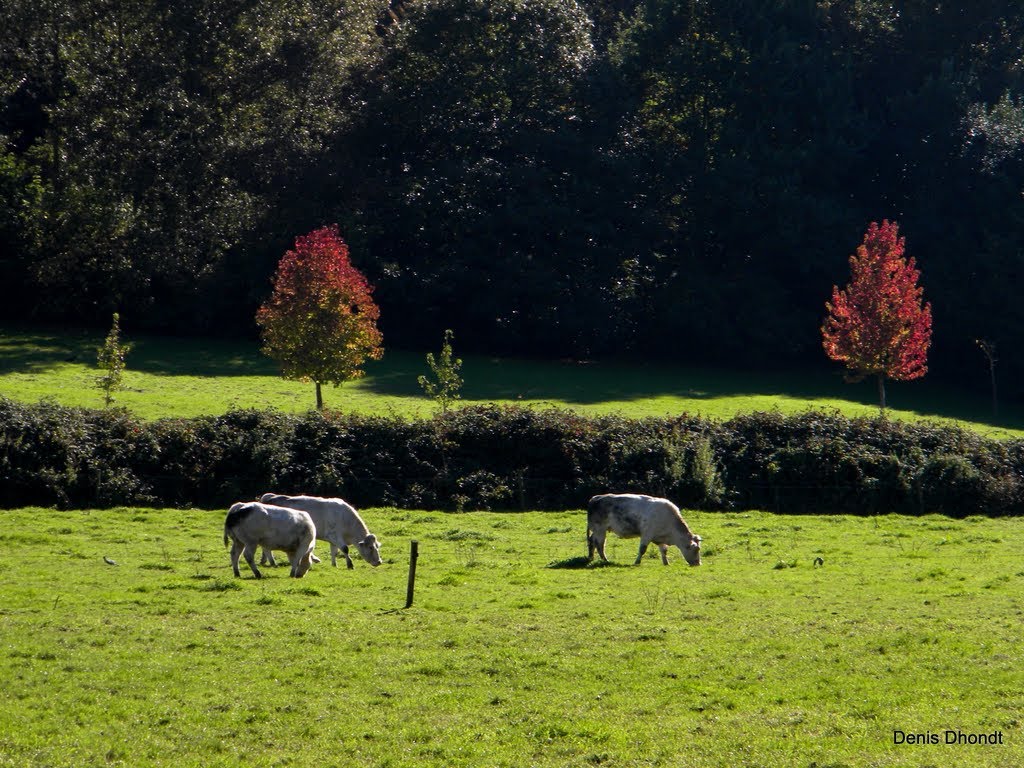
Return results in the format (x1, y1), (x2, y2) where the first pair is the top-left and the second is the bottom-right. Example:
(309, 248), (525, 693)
(3, 0), (1024, 397)
(822, 220), (932, 409)
(256, 225), (383, 409)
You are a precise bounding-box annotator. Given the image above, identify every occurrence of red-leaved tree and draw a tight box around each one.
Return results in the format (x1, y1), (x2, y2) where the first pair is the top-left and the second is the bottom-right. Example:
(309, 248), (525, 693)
(821, 220), (932, 411)
(256, 225), (383, 410)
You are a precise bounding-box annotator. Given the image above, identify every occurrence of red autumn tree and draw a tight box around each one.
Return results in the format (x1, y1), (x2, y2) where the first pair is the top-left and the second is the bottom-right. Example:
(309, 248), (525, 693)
(821, 220), (932, 411)
(256, 225), (383, 410)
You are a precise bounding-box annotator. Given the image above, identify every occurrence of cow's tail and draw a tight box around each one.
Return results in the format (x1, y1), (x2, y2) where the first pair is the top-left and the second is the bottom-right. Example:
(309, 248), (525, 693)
(223, 501), (250, 547)
(586, 494), (607, 525)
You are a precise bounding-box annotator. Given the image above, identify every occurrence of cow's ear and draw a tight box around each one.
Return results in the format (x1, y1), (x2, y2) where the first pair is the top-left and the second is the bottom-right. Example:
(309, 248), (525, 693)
(693, 535), (702, 543)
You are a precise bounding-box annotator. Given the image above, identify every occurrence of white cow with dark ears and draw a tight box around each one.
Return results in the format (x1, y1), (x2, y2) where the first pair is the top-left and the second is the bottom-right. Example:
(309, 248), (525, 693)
(259, 493), (382, 569)
(587, 493), (702, 566)
(223, 501), (316, 579)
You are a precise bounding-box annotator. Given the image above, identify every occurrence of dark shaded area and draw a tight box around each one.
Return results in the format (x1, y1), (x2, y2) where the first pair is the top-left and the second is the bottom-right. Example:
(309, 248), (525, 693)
(546, 556), (593, 570)
(2, 1), (1024, 400)
(545, 556), (631, 569)
(0, 327), (278, 377)
(1, 400), (1021, 517)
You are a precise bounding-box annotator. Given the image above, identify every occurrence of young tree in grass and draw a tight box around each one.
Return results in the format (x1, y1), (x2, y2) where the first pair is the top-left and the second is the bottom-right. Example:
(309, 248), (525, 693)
(256, 225), (383, 410)
(975, 339), (998, 418)
(418, 329), (463, 412)
(96, 312), (131, 407)
(821, 220), (932, 411)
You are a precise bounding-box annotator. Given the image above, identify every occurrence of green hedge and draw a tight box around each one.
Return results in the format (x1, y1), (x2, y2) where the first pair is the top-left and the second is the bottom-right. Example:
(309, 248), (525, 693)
(1, 398), (1021, 515)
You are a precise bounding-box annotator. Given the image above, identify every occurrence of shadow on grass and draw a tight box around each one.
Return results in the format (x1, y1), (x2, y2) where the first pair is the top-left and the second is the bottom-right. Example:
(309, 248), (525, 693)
(2, 324), (1022, 434)
(545, 556), (631, 570)
(359, 349), (1024, 433)
(0, 325), (277, 377)
(0, 327), (101, 374)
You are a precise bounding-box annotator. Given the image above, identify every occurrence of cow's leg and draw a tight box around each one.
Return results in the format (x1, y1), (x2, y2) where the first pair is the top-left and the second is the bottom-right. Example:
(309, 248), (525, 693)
(587, 532), (595, 560)
(341, 545), (354, 570)
(591, 530), (608, 562)
(634, 538), (651, 565)
(329, 544), (340, 568)
(230, 540), (244, 577)
(260, 548), (277, 567)
(658, 543), (670, 565)
(242, 544), (262, 579)
(293, 544), (314, 578)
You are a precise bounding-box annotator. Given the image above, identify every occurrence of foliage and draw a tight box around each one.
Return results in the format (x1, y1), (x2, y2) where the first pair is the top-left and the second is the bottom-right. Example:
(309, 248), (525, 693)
(418, 329), (464, 412)
(5, 1), (1024, 391)
(0, 0), (384, 333)
(95, 312), (131, 407)
(256, 225), (383, 409)
(2, 397), (1021, 515)
(822, 220), (933, 409)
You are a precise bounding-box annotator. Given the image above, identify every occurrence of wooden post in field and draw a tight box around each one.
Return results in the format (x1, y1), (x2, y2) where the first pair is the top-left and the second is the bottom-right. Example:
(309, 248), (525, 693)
(404, 540), (419, 609)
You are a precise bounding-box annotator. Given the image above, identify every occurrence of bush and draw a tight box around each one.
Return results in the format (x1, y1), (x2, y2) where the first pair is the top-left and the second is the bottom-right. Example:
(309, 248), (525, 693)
(0, 397), (1021, 516)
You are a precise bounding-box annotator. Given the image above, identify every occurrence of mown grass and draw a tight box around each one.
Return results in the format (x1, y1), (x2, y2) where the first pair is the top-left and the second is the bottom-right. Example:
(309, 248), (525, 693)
(1, 325), (1021, 437)
(1, 506), (1021, 766)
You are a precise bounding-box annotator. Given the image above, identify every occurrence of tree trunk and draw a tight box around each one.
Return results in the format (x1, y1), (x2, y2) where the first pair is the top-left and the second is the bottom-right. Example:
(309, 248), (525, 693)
(315, 381), (323, 410)
(877, 374), (887, 413)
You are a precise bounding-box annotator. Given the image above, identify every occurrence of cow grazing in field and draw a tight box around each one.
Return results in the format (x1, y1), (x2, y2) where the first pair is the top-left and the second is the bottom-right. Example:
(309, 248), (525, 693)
(223, 501), (317, 579)
(587, 493), (702, 566)
(259, 493), (382, 569)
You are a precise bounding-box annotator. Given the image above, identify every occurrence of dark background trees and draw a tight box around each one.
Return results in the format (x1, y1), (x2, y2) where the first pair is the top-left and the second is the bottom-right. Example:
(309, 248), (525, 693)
(3, 0), (1024, 397)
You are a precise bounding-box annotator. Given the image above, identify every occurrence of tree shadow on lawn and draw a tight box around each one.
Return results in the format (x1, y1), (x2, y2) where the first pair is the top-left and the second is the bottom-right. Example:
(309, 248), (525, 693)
(362, 350), (1024, 433)
(3, 326), (1019, 433)
(0, 327), (102, 374)
(0, 325), (277, 377)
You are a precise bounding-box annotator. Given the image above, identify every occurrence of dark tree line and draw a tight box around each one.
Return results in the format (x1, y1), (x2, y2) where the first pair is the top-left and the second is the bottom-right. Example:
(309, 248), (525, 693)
(3, 0), (1024, 395)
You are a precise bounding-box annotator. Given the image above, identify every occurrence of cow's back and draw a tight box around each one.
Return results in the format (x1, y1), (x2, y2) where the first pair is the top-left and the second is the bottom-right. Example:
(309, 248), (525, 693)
(588, 494), (645, 537)
(225, 501), (259, 532)
(260, 493), (365, 540)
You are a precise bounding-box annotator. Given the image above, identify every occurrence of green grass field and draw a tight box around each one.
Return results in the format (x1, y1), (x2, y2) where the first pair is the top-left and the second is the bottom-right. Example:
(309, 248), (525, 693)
(1, 326), (1021, 437)
(1, 507), (1021, 767)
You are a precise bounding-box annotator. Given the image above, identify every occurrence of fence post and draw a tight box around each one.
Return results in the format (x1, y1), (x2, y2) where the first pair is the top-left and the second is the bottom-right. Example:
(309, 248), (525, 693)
(404, 540), (419, 609)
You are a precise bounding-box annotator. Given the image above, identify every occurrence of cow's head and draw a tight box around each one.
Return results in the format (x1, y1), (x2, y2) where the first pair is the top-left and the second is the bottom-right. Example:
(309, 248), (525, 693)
(357, 534), (382, 567)
(682, 534), (702, 566)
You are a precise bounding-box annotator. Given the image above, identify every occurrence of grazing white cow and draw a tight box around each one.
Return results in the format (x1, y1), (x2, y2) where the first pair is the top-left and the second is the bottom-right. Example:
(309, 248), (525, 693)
(586, 493), (702, 566)
(259, 493), (382, 569)
(223, 501), (317, 579)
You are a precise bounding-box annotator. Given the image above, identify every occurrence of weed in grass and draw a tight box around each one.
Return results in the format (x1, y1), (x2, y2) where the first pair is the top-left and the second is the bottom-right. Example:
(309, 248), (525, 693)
(640, 586), (673, 614)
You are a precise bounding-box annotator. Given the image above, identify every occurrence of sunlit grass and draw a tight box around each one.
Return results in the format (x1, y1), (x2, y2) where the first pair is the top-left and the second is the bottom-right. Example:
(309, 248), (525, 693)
(0, 506), (1021, 767)
(1, 325), (1020, 437)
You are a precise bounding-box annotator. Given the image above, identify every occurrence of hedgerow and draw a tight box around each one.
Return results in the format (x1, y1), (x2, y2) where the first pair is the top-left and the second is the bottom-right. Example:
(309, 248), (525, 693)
(0, 398), (1020, 515)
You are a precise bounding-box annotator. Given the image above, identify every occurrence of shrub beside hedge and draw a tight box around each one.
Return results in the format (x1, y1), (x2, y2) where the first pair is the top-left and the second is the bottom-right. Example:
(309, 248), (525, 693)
(0, 397), (1021, 515)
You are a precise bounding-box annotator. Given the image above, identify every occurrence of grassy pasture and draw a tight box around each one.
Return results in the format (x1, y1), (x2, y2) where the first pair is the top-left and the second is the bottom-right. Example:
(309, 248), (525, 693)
(1, 507), (1021, 767)
(1, 326), (1021, 437)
